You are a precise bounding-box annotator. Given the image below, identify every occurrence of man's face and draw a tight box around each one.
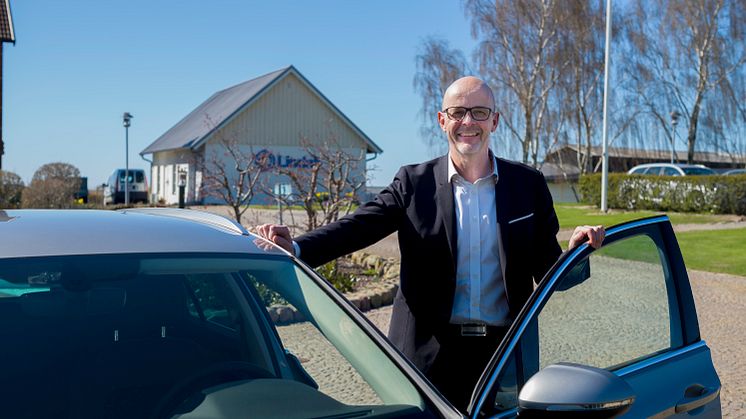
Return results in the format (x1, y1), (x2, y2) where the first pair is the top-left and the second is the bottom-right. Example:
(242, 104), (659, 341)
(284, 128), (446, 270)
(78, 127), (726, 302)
(437, 82), (499, 160)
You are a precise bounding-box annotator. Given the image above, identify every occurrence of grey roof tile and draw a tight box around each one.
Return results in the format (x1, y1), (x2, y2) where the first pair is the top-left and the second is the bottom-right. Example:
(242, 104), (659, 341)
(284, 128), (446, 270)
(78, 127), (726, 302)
(141, 66), (382, 155)
(0, 0), (15, 43)
(141, 67), (288, 155)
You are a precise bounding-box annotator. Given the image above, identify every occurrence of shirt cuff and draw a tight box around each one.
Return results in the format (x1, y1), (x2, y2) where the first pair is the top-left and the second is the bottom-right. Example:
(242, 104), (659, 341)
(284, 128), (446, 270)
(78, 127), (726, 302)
(292, 241), (301, 258)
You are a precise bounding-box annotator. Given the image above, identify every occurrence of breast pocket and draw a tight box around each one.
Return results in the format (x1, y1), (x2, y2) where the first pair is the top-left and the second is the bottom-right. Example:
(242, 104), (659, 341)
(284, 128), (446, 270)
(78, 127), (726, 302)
(506, 212), (536, 250)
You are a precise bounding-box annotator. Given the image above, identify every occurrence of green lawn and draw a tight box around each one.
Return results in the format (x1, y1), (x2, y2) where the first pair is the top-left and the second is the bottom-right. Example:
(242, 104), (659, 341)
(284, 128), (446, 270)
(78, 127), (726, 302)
(556, 203), (746, 277)
(676, 229), (746, 277)
(554, 203), (733, 230)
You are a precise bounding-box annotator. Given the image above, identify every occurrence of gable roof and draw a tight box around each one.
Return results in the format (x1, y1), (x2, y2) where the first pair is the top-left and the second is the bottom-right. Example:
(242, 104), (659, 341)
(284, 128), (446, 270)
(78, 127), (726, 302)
(141, 66), (382, 155)
(549, 144), (746, 164)
(0, 0), (14, 43)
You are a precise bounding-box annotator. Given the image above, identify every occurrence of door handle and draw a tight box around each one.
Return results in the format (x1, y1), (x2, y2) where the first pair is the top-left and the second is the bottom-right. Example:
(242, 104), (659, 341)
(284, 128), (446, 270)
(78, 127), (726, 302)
(675, 384), (720, 414)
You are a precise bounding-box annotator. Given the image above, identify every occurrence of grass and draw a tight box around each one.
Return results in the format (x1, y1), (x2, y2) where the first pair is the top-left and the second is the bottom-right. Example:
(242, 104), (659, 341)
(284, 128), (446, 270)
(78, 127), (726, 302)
(556, 204), (746, 277)
(676, 229), (746, 277)
(554, 203), (733, 230)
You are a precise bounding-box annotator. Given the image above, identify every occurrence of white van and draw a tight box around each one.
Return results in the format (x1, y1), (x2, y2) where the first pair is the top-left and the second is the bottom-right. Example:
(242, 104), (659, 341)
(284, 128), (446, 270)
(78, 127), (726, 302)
(104, 169), (148, 205)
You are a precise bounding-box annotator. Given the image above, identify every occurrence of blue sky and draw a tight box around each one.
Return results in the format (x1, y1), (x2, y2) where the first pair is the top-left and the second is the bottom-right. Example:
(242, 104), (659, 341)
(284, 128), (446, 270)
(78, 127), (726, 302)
(4, 0), (477, 186)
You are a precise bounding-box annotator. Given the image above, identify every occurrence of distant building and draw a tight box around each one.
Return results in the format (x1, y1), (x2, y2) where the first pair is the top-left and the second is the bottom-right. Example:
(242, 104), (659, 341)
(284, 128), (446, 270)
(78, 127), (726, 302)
(0, 0), (15, 170)
(141, 66), (382, 205)
(544, 145), (746, 176)
(540, 145), (746, 203)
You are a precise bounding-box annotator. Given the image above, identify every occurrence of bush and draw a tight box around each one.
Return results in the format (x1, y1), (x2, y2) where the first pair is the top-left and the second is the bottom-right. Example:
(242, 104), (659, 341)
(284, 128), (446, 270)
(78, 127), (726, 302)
(0, 170), (24, 208)
(316, 259), (355, 292)
(579, 173), (746, 215)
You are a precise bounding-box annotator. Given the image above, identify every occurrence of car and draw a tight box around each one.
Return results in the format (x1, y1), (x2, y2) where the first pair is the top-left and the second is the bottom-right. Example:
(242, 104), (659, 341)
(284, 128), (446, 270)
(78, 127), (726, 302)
(0, 209), (721, 418)
(627, 163), (716, 176)
(722, 168), (746, 176)
(104, 168), (149, 205)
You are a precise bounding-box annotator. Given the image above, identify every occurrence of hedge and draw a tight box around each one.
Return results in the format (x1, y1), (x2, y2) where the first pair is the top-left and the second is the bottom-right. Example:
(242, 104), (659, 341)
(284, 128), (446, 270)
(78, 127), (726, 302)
(578, 173), (746, 215)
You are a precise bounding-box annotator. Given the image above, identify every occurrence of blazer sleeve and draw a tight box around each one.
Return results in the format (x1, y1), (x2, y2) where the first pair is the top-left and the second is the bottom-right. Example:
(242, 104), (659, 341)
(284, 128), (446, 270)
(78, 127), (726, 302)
(295, 167), (409, 268)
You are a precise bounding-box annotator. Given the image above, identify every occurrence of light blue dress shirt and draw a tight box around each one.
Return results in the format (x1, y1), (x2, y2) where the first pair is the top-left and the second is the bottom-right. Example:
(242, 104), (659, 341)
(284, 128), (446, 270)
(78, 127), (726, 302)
(448, 152), (510, 326)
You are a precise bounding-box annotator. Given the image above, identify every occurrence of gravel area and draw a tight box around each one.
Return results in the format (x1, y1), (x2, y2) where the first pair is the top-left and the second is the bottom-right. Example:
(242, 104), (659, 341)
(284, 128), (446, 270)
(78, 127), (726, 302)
(276, 322), (382, 406)
(364, 267), (746, 417)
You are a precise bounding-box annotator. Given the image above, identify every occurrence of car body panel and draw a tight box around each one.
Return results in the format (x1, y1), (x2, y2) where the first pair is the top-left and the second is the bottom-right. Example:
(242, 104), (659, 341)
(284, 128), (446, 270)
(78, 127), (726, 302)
(723, 168), (746, 176)
(0, 209), (286, 258)
(470, 216), (720, 418)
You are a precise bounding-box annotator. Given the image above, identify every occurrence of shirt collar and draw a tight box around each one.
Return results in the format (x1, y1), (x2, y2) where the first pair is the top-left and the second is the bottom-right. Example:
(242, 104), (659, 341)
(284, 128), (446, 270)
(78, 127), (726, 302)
(447, 150), (499, 184)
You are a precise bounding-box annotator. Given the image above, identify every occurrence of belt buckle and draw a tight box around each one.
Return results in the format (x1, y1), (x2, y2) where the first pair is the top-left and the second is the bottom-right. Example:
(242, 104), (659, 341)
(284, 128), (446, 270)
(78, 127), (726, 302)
(461, 323), (487, 337)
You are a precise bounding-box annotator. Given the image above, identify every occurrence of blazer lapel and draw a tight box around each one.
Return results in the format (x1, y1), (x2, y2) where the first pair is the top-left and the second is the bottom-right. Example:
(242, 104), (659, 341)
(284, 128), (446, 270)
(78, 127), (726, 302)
(434, 157), (457, 264)
(494, 158), (511, 260)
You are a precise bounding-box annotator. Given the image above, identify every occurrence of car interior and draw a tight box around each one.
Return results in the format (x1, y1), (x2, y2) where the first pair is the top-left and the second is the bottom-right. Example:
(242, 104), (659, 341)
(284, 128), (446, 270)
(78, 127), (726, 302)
(0, 254), (429, 419)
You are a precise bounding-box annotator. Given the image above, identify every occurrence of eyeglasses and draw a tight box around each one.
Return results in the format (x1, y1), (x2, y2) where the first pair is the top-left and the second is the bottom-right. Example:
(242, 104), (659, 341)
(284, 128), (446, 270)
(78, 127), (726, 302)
(442, 106), (494, 121)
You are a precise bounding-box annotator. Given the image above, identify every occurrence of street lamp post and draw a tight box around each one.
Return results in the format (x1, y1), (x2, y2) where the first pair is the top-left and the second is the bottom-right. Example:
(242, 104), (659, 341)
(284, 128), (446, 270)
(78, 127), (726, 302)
(123, 112), (133, 205)
(670, 111), (681, 164)
(600, 0), (612, 213)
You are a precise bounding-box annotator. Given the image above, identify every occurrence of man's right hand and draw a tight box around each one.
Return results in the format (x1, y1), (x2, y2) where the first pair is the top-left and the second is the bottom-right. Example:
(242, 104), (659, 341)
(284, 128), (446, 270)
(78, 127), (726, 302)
(256, 224), (295, 255)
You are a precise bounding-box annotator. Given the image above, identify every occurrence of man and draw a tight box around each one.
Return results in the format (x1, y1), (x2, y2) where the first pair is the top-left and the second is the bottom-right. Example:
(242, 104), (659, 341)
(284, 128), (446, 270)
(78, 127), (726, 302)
(257, 76), (603, 410)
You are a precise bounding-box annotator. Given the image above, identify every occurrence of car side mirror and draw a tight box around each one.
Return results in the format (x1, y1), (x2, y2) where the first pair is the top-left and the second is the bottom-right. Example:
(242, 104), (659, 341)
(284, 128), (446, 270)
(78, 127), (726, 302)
(518, 363), (634, 418)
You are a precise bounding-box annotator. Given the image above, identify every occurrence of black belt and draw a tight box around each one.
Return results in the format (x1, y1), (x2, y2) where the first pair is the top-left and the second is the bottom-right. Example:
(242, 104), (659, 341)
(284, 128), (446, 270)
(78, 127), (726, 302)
(444, 323), (509, 338)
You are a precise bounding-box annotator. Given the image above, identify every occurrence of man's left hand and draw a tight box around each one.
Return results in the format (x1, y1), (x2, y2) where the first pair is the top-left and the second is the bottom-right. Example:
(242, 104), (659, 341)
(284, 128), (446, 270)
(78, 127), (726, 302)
(568, 225), (605, 250)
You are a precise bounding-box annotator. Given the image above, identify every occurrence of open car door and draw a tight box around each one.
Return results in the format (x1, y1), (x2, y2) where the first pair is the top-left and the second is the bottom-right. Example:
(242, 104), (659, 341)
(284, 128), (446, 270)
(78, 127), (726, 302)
(468, 216), (721, 418)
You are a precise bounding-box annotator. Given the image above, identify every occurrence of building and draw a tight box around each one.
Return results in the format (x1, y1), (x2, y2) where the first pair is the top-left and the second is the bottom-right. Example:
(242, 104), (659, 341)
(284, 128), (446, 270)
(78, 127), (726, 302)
(141, 66), (382, 205)
(0, 0), (15, 170)
(544, 145), (746, 174)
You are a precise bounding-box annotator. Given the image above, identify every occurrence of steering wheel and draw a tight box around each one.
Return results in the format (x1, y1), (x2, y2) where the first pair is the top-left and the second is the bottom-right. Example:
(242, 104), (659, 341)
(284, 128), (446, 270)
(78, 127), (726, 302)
(151, 361), (274, 418)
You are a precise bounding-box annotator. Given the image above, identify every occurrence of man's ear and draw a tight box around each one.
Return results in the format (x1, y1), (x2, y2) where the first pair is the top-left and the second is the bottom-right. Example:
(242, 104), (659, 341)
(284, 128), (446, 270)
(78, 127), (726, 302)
(491, 112), (500, 132)
(437, 111), (447, 131)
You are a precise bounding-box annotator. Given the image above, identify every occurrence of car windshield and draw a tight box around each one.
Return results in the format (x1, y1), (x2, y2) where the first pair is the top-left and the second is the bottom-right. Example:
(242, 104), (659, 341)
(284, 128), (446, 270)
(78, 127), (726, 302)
(0, 253), (426, 419)
(681, 167), (714, 175)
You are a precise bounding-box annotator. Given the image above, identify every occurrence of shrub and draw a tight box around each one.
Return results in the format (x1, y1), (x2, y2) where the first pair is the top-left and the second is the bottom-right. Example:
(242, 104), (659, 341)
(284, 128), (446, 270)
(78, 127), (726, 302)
(316, 259), (355, 292)
(579, 173), (746, 215)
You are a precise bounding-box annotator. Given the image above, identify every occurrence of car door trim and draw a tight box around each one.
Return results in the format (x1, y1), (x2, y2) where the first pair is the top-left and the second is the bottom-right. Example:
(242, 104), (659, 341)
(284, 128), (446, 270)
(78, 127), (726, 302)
(473, 215), (670, 415)
(615, 340), (708, 377)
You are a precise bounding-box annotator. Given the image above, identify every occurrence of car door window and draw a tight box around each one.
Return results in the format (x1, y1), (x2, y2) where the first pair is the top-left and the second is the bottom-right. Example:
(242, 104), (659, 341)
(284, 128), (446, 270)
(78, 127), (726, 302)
(537, 234), (675, 370)
(662, 166), (680, 176)
(481, 227), (684, 414)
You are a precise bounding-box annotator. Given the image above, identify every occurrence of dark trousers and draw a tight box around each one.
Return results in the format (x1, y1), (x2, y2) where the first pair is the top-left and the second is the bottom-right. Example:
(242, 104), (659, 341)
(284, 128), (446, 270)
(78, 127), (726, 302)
(425, 326), (508, 412)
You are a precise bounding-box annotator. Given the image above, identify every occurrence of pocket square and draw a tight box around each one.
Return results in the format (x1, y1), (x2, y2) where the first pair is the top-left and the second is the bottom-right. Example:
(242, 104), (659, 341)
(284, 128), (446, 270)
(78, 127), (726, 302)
(508, 213), (534, 224)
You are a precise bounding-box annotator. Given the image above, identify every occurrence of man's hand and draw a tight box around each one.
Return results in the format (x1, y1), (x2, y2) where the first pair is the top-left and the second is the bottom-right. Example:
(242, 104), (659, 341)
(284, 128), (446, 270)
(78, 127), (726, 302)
(568, 225), (605, 250)
(255, 224), (295, 255)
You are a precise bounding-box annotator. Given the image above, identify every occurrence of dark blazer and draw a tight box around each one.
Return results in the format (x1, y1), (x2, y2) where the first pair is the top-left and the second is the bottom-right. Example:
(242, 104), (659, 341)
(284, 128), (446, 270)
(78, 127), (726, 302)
(296, 155), (562, 370)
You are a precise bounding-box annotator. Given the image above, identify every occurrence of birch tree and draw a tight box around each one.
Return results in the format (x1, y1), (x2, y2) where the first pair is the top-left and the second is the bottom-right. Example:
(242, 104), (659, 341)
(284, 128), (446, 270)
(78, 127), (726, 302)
(625, 0), (746, 163)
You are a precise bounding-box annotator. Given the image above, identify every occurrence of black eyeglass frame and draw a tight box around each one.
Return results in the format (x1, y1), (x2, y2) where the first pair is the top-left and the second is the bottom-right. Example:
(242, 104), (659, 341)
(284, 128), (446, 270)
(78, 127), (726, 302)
(441, 106), (495, 122)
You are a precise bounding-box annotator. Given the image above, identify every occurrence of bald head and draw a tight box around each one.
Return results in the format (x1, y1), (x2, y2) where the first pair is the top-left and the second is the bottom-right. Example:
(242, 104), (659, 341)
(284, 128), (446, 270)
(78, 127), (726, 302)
(441, 76), (495, 110)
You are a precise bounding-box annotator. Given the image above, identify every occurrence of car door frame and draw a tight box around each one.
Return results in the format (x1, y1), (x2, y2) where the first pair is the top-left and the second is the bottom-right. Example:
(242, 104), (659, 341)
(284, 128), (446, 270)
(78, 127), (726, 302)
(467, 215), (719, 418)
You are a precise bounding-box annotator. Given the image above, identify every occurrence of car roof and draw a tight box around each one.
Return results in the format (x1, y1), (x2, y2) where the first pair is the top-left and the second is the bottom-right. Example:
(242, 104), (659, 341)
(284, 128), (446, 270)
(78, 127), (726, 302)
(631, 163), (706, 168)
(0, 209), (287, 259)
